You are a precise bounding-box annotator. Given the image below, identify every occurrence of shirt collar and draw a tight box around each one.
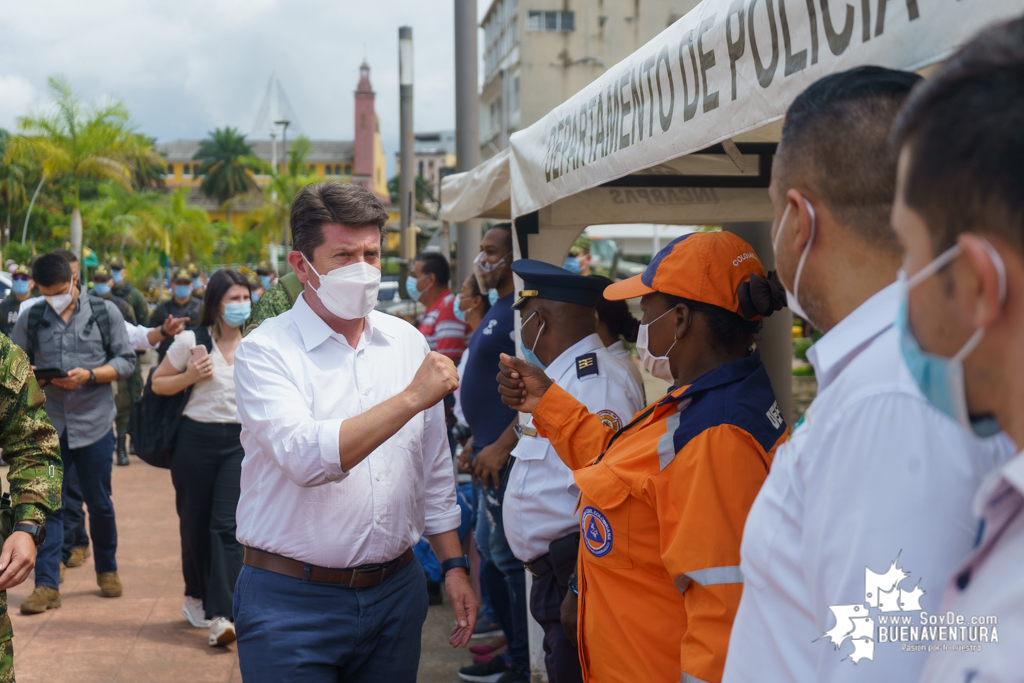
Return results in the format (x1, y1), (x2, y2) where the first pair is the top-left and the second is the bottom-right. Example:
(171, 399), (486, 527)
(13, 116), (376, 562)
(545, 333), (605, 381)
(663, 350), (764, 404)
(806, 282), (899, 391)
(292, 293), (393, 352)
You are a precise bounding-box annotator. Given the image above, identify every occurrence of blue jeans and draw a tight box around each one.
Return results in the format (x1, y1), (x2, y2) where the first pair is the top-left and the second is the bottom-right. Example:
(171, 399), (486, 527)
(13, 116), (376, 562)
(234, 556), (428, 683)
(37, 429), (117, 589)
(61, 462), (89, 563)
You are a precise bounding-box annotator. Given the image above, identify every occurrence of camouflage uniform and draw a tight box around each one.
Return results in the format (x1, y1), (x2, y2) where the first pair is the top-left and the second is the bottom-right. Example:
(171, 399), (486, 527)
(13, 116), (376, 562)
(243, 272), (302, 335)
(0, 335), (64, 682)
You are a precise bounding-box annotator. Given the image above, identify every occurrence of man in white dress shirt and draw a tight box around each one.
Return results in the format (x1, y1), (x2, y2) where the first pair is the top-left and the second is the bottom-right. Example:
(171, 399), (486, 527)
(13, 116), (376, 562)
(503, 259), (644, 683)
(723, 68), (1012, 683)
(889, 19), (1024, 682)
(233, 182), (477, 682)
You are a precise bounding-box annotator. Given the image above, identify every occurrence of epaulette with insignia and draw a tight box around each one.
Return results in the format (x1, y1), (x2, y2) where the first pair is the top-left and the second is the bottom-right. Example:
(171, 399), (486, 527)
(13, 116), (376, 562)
(576, 352), (599, 379)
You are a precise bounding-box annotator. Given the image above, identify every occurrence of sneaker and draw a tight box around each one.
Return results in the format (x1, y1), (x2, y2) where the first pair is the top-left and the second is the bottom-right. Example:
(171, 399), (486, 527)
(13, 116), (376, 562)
(97, 571), (123, 598)
(470, 619), (503, 640)
(182, 596), (211, 628)
(209, 617), (236, 647)
(473, 654), (495, 665)
(458, 657), (508, 682)
(470, 642), (505, 656)
(20, 587), (61, 615)
(495, 663), (530, 683)
(66, 545), (90, 568)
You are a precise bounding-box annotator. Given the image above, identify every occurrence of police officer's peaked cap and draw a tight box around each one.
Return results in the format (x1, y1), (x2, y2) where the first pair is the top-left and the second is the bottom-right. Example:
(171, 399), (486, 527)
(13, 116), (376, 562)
(93, 265), (113, 281)
(172, 268), (192, 283)
(13, 264), (30, 277)
(107, 256), (125, 269)
(511, 259), (608, 310)
(256, 260), (274, 275)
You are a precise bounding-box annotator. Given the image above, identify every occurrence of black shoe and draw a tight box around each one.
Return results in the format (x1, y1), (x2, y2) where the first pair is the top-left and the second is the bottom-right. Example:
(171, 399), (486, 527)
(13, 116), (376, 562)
(116, 434), (129, 466)
(458, 656), (508, 682)
(129, 439), (136, 455)
(426, 578), (443, 605)
(496, 663), (530, 683)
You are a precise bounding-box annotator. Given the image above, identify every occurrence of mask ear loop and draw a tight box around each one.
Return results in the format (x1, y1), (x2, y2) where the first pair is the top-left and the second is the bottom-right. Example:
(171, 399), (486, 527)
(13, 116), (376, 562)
(791, 197), (816, 313)
(950, 238), (1007, 364)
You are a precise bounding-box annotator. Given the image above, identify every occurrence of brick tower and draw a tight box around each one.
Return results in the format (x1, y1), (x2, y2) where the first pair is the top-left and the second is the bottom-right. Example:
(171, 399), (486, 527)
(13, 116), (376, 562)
(352, 62), (376, 193)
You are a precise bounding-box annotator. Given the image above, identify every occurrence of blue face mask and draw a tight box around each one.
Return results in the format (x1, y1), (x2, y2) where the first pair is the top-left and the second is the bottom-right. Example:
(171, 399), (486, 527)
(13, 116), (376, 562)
(12, 280), (29, 297)
(896, 240), (1006, 438)
(453, 295), (468, 323)
(260, 275), (271, 289)
(111, 270), (123, 285)
(192, 277), (201, 289)
(223, 302), (252, 327)
(174, 284), (192, 300)
(488, 289), (499, 306)
(406, 275), (422, 301)
(93, 282), (111, 296)
(251, 291), (260, 304)
(519, 311), (547, 370)
(563, 256), (581, 274)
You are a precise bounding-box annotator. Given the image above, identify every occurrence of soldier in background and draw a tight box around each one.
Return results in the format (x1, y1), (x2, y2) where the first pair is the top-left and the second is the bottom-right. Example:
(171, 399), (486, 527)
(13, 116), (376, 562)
(187, 264), (206, 301)
(255, 261), (276, 291)
(0, 335), (63, 682)
(244, 267), (304, 334)
(107, 257), (149, 327)
(149, 269), (202, 361)
(1, 266), (34, 337)
(92, 266), (137, 467)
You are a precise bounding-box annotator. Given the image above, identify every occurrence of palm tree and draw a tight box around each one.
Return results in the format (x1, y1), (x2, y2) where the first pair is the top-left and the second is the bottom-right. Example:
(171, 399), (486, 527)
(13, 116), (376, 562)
(3, 76), (141, 260)
(130, 188), (210, 264)
(193, 127), (260, 222)
(244, 134), (317, 263)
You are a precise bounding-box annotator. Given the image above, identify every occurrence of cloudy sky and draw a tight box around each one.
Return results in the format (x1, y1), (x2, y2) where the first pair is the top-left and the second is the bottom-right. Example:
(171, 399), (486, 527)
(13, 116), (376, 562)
(0, 0), (483, 176)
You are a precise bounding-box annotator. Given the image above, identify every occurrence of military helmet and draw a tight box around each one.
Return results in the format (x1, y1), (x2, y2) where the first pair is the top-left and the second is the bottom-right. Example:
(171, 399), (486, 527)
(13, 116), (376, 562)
(93, 264), (113, 281)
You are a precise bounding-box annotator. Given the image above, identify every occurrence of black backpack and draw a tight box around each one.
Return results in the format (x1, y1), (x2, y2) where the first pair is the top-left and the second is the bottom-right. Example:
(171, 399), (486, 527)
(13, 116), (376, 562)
(128, 327), (212, 469)
(25, 295), (113, 364)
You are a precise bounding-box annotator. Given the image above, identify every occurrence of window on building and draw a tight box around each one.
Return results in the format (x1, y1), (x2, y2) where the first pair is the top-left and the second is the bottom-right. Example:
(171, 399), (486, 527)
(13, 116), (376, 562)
(332, 164), (340, 176)
(511, 76), (521, 113)
(166, 164), (174, 176)
(527, 10), (574, 32)
(419, 161), (425, 177)
(346, 164), (352, 175)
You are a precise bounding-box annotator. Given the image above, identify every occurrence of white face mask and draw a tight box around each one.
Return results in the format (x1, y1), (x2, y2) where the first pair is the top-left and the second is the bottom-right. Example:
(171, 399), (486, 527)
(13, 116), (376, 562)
(45, 280), (75, 315)
(772, 199), (816, 325)
(302, 256), (381, 320)
(636, 308), (677, 383)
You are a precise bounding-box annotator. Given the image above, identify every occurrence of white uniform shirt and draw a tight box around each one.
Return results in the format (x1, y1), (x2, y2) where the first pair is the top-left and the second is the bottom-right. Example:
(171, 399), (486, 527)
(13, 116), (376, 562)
(724, 284), (1013, 683)
(503, 333), (644, 563)
(607, 339), (646, 404)
(233, 293), (461, 568)
(919, 452), (1024, 683)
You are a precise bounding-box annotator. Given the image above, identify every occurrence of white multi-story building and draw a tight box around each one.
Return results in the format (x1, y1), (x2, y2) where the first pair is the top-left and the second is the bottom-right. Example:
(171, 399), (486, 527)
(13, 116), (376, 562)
(479, 0), (700, 159)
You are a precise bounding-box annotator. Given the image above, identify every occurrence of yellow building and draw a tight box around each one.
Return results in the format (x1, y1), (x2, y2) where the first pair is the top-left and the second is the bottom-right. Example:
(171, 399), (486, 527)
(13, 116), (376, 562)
(155, 63), (389, 226)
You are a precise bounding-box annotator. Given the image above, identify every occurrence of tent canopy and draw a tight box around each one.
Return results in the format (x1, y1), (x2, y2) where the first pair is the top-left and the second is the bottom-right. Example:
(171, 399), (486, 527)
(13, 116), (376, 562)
(439, 147), (511, 222)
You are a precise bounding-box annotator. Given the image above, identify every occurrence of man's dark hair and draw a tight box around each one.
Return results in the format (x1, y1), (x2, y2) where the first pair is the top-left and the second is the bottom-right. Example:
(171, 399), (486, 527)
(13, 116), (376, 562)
(488, 223), (514, 250)
(892, 17), (1024, 256)
(199, 269), (252, 328)
(290, 182), (390, 258)
(662, 293), (762, 355)
(778, 66), (922, 252)
(52, 249), (78, 264)
(33, 253), (73, 288)
(416, 252), (450, 289)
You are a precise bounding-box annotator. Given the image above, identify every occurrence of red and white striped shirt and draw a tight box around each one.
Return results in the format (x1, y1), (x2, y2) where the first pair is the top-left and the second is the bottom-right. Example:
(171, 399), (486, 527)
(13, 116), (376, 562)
(417, 289), (468, 361)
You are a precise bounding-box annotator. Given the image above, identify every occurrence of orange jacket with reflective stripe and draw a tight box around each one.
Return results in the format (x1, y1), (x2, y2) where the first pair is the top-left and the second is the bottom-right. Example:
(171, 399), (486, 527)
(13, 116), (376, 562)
(533, 352), (787, 683)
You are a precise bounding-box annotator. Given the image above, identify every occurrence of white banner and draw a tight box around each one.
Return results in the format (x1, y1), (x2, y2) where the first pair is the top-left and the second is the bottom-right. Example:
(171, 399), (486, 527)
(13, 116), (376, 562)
(509, 0), (1024, 217)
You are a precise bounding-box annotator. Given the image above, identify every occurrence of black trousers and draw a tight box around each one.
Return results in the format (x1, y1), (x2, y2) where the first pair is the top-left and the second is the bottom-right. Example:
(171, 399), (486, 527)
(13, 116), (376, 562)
(170, 417), (244, 621)
(529, 569), (584, 683)
(62, 462), (90, 563)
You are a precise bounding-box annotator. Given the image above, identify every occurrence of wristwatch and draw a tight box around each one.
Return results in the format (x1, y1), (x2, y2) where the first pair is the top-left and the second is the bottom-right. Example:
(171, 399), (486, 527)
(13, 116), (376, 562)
(87, 369), (97, 385)
(440, 555), (470, 576)
(12, 522), (46, 547)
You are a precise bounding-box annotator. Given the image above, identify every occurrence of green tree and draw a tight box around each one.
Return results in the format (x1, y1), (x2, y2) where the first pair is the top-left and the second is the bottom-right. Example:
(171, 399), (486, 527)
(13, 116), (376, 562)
(3, 76), (142, 260)
(193, 127), (260, 222)
(244, 135), (317, 261)
(387, 173), (439, 218)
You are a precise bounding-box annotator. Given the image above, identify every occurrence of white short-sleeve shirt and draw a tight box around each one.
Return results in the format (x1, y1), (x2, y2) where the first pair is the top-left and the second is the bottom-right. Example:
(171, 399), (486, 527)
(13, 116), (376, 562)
(166, 329), (238, 424)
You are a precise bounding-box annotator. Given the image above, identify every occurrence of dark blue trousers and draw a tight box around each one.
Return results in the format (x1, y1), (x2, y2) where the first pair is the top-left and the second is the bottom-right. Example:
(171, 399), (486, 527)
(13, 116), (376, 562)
(61, 463), (89, 563)
(530, 570), (583, 683)
(37, 429), (117, 589)
(234, 555), (428, 683)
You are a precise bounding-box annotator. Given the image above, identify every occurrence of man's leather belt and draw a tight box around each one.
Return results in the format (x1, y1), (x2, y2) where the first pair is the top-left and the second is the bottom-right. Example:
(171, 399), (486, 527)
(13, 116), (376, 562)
(525, 553), (553, 578)
(243, 547), (415, 588)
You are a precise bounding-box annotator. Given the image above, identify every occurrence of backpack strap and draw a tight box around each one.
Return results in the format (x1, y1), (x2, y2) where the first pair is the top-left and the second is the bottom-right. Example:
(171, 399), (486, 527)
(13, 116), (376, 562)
(86, 296), (114, 363)
(192, 325), (213, 352)
(280, 272), (303, 307)
(25, 301), (48, 366)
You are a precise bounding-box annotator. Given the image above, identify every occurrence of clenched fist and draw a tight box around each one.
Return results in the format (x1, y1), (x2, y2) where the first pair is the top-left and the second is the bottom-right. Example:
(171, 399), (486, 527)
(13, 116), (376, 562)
(405, 351), (459, 412)
(496, 353), (552, 413)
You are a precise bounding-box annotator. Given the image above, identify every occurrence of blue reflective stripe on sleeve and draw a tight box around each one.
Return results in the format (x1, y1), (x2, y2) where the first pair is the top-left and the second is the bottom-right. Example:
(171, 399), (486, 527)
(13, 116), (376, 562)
(684, 565), (744, 586)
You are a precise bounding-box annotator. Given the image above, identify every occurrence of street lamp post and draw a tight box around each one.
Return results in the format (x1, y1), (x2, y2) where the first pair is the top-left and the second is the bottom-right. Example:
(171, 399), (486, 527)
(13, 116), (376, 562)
(399, 26), (415, 296)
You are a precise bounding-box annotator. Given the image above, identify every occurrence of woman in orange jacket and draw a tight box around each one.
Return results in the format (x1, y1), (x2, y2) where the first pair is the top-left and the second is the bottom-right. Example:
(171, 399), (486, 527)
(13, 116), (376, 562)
(497, 232), (788, 683)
